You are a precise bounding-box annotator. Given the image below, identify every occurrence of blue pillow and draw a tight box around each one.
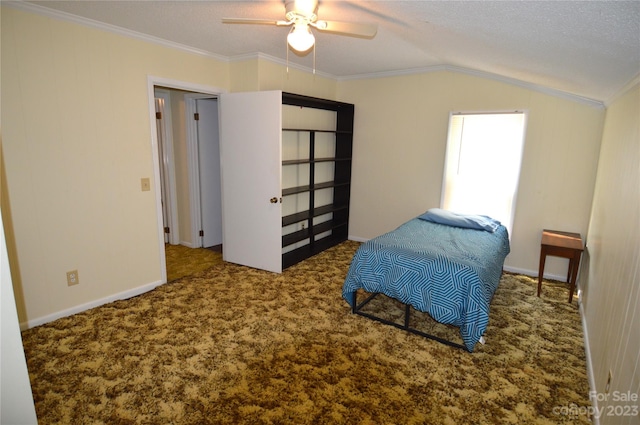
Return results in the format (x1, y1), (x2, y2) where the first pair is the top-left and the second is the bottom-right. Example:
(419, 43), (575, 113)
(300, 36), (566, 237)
(418, 208), (501, 233)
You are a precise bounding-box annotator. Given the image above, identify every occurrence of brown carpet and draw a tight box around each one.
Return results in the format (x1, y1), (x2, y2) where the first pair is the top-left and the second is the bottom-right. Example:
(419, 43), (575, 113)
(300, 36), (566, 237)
(164, 244), (222, 282)
(21, 241), (591, 424)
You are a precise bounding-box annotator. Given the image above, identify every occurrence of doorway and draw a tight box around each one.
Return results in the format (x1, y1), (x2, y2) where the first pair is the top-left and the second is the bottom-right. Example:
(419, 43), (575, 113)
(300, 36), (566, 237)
(147, 77), (225, 283)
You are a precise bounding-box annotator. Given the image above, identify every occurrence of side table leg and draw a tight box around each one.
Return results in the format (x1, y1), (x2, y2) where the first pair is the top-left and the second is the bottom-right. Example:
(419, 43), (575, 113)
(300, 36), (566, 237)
(538, 248), (546, 297)
(568, 252), (581, 303)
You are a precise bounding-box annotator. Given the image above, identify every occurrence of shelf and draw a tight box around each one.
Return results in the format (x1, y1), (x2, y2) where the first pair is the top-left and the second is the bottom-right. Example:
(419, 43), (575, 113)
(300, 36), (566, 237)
(281, 220), (340, 247)
(282, 204), (347, 227)
(282, 128), (352, 135)
(282, 228), (310, 247)
(282, 230), (349, 269)
(280, 92), (353, 270)
(282, 180), (350, 196)
(282, 157), (350, 166)
(282, 92), (355, 113)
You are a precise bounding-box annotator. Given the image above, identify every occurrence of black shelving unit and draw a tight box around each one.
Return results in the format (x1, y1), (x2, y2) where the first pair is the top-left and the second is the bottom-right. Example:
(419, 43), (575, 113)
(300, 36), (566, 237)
(281, 93), (354, 269)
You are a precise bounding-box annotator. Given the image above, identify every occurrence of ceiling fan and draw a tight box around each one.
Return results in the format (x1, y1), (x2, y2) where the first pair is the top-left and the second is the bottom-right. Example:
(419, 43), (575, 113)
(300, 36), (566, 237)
(222, 0), (378, 53)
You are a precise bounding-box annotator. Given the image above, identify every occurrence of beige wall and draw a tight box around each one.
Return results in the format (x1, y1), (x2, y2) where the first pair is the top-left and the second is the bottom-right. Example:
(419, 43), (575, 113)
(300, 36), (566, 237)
(0, 5), (40, 415)
(3, 5), (637, 421)
(228, 59), (261, 93)
(229, 58), (337, 99)
(0, 7), (340, 325)
(338, 71), (605, 277)
(4, 9), (639, 416)
(1, 7), (229, 324)
(581, 83), (639, 423)
(256, 60), (337, 100)
(1, 5), (609, 326)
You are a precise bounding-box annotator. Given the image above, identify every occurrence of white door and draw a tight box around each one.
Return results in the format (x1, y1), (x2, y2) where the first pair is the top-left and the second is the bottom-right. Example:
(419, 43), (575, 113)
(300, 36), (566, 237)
(196, 98), (223, 248)
(219, 91), (282, 273)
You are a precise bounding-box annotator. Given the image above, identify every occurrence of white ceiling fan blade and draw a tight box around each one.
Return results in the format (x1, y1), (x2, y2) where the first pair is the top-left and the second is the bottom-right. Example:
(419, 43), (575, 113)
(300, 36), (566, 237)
(313, 20), (377, 38)
(222, 18), (292, 26)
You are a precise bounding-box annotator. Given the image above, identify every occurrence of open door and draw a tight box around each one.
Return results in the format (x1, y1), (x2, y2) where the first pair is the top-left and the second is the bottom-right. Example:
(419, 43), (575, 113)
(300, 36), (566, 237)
(219, 91), (282, 273)
(196, 98), (223, 248)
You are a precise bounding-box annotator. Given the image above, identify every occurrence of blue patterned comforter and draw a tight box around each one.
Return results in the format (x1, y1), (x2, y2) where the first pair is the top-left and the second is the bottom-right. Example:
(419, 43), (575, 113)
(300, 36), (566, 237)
(342, 218), (510, 351)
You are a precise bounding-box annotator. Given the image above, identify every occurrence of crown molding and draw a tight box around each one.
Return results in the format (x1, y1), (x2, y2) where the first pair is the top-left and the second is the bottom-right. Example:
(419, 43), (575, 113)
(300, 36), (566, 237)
(339, 64), (605, 109)
(4, 0), (607, 109)
(6, 1), (336, 80)
(336, 65), (448, 81)
(448, 65), (605, 109)
(3, 1), (229, 62)
(605, 72), (640, 106)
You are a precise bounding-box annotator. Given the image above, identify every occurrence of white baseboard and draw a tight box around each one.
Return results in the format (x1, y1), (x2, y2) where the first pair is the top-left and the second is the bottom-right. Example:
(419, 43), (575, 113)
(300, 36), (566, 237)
(503, 265), (537, 277)
(503, 265), (566, 282)
(579, 300), (599, 425)
(20, 280), (165, 331)
(348, 235), (368, 243)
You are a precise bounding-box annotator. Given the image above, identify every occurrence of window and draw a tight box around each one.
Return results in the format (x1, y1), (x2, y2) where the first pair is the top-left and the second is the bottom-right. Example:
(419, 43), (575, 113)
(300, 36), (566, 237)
(441, 112), (527, 235)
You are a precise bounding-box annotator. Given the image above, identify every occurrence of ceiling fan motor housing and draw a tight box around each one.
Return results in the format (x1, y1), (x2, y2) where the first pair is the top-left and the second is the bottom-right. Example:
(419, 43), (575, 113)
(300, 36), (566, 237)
(285, 0), (318, 23)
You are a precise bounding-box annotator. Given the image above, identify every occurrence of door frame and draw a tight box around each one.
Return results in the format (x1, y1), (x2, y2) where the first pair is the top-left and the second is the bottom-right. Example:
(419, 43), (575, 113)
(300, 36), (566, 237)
(154, 88), (179, 245)
(146, 76), (226, 283)
(184, 93), (219, 248)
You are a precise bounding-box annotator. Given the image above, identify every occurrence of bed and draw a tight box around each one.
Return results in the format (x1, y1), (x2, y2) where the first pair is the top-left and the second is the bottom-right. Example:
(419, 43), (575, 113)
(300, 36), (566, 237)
(342, 209), (511, 352)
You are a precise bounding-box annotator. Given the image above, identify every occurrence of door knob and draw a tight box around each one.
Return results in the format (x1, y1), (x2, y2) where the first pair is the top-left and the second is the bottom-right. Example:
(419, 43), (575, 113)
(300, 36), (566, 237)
(270, 197), (278, 203)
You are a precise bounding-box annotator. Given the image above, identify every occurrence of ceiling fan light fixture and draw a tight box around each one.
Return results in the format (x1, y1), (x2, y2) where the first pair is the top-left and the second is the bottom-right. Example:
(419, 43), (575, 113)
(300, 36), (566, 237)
(287, 23), (315, 52)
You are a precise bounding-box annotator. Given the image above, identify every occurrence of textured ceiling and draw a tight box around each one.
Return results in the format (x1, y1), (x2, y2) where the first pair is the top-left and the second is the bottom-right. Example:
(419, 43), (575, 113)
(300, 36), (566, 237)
(22, 1), (640, 102)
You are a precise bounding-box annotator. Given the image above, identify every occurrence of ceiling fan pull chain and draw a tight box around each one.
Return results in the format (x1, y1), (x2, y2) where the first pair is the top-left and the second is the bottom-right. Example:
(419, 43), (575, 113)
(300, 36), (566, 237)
(286, 39), (290, 78)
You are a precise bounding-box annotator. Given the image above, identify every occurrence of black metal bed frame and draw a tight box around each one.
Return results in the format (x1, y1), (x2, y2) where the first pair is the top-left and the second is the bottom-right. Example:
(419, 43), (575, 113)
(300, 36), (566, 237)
(351, 291), (470, 352)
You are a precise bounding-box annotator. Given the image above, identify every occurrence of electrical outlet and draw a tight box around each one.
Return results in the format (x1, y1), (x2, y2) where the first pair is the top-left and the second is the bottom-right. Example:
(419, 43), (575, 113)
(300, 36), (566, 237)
(67, 270), (79, 286)
(576, 288), (584, 306)
(605, 370), (612, 394)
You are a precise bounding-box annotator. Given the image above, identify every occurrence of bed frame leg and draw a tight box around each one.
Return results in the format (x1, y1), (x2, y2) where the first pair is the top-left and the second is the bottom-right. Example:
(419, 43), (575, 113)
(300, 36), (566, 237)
(349, 292), (471, 352)
(351, 291), (357, 313)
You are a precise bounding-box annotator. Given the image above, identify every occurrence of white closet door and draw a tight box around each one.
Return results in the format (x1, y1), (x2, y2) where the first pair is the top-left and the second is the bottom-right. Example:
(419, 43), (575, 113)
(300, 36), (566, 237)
(196, 98), (222, 248)
(219, 91), (282, 273)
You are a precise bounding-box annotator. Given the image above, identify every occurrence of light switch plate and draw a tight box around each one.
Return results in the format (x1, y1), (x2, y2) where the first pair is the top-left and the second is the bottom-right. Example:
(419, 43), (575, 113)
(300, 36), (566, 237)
(141, 178), (151, 191)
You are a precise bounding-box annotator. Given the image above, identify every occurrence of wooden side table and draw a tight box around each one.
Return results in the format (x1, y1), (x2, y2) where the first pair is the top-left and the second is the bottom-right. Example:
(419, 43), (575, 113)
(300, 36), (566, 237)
(538, 229), (584, 303)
